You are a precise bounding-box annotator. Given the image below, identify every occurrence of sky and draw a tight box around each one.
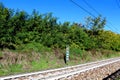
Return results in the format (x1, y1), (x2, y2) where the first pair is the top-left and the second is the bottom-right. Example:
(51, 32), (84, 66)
(0, 0), (120, 34)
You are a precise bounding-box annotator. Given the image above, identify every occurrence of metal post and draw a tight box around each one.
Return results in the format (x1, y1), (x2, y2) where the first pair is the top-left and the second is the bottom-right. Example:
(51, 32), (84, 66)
(66, 45), (69, 64)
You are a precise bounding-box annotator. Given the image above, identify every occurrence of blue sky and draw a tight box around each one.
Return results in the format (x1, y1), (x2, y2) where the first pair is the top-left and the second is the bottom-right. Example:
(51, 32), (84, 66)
(0, 0), (120, 34)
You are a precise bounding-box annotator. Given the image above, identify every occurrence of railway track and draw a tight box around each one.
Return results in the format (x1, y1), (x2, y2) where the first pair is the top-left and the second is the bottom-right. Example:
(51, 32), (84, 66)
(0, 57), (120, 80)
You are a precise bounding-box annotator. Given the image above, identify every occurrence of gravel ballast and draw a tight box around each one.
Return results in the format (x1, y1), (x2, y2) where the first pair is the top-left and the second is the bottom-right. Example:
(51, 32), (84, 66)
(65, 61), (120, 80)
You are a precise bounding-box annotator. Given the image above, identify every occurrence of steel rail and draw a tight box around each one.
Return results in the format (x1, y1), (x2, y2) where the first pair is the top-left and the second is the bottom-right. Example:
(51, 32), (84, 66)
(0, 57), (120, 80)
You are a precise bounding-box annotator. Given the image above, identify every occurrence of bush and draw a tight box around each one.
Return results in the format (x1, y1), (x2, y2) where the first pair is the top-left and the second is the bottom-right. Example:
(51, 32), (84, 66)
(70, 47), (84, 58)
(16, 42), (51, 53)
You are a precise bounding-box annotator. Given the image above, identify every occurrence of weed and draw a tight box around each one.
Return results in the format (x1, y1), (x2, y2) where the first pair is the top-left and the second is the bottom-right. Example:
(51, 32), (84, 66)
(0, 51), (3, 57)
(17, 42), (51, 53)
(0, 48), (120, 76)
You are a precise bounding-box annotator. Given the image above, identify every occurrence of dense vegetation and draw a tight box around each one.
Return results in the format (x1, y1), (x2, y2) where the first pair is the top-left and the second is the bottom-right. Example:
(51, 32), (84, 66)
(0, 3), (120, 51)
(0, 2), (120, 76)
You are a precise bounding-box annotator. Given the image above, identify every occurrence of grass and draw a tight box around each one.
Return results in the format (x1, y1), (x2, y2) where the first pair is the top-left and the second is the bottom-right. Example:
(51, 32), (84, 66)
(0, 51), (3, 57)
(0, 64), (22, 76)
(0, 45), (120, 76)
(31, 60), (48, 70)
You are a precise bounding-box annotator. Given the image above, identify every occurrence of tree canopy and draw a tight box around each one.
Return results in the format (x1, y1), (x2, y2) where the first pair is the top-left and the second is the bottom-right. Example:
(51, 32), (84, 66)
(0, 2), (120, 51)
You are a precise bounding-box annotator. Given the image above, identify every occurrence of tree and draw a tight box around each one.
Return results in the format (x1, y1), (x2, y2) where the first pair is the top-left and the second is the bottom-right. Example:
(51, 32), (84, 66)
(85, 15), (106, 35)
(96, 30), (120, 51)
(68, 24), (89, 50)
(0, 3), (14, 49)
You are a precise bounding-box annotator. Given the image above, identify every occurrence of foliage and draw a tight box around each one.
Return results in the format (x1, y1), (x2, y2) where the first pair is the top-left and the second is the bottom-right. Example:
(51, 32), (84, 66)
(85, 15), (106, 34)
(0, 2), (120, 51)
(97, 30), (120, 51)
(0, 2), (120, 77)
(17, 42), (51, 53)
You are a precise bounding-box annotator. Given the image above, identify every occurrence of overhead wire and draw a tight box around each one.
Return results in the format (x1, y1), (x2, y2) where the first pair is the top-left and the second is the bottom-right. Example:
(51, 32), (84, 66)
(83, 0), (120, 33)
(69, 0), (96, 18)
(106, 22), (120, 34)
(82, 0), (100, 15)
(70, 0), (119, 33)
(82, 0), (118, 33)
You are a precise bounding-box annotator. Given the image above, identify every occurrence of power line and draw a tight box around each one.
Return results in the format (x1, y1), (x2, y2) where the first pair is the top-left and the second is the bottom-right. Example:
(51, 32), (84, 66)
(82, 0), (115, 32)
(70, 0), (119, 33)
(82, 0), (100, 15)
(81, 0), (120, 33)
(107, 22), (119, 33)
(70, 0), (96, 18)
(69, 0), (115, 32)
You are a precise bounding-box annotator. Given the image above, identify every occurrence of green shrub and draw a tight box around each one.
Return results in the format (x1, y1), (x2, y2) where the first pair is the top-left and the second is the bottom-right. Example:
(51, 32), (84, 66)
(17, 42), (51, 53)
(70, 47), (84, 58)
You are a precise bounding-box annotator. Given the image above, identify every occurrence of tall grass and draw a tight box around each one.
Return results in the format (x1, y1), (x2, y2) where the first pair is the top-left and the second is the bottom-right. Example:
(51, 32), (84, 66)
(0, 45), (120, 76)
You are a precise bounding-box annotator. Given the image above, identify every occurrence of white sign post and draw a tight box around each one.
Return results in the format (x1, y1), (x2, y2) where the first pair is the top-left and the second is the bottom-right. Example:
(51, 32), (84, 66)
(66, 45), (69, 63)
